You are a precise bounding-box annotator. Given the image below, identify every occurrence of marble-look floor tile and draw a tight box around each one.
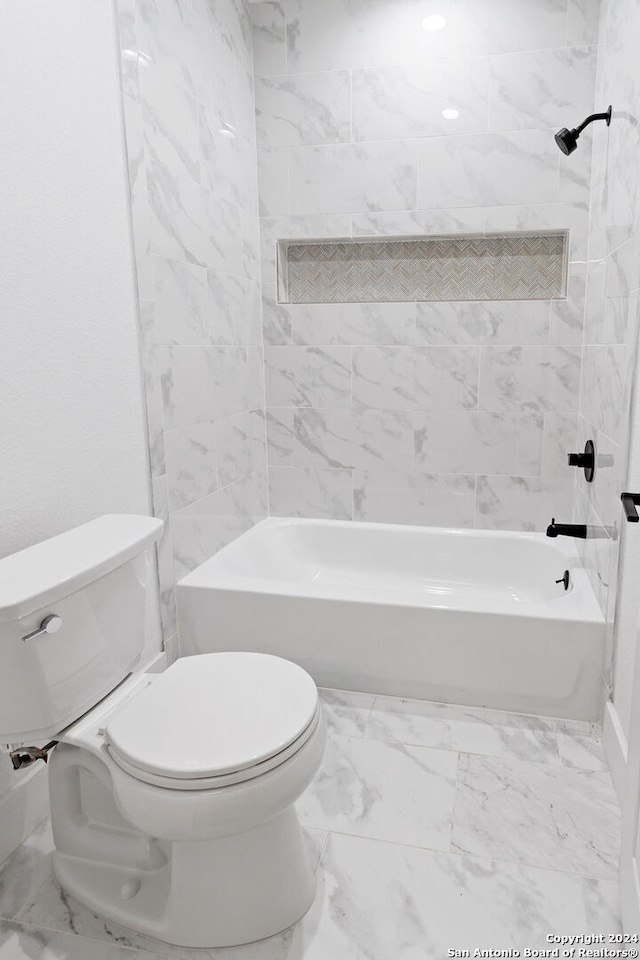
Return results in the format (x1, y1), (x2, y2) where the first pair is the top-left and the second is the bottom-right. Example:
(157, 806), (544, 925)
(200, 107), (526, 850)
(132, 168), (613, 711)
(12, 828), (324, 960)
(364, 697), (563, 765)
(318, 689), (375, 738)
(0, 920), (166, 960)
(452, 754), (621, 879)
(557, 730), (608, 772)
(297, 734), (457, 851)
(307, 833), (621, 957)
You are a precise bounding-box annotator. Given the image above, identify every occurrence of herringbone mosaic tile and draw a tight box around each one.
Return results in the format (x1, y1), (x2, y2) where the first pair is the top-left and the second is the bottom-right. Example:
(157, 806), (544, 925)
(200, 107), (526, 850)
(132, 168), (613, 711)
(282, 234), (567, 303)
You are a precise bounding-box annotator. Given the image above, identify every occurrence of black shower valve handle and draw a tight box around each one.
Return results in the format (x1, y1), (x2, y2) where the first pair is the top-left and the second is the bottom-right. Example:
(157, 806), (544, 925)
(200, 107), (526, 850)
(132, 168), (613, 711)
(567, 440), (595, 482)
(621, 492), (640, 523)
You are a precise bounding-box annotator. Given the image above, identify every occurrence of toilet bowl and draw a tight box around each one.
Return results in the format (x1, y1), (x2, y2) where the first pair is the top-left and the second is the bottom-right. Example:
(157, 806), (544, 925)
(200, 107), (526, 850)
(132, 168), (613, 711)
(48, 651), (326, 948)
(0, 516), (327, 948)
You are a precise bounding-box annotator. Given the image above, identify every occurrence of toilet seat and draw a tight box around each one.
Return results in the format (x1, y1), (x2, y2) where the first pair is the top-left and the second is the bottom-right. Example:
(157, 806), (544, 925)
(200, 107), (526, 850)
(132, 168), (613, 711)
(104, 652), (319, 789)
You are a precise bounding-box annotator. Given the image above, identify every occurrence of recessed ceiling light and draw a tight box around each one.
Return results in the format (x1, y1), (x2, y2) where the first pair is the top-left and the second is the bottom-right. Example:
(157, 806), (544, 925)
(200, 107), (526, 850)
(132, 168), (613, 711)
(442, 108), (459, 120)
(421, 14), (446, 30)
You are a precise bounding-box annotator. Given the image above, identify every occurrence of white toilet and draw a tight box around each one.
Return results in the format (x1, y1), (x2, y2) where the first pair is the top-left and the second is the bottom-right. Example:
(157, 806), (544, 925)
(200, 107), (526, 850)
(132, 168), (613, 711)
(0, 515), (326, 948)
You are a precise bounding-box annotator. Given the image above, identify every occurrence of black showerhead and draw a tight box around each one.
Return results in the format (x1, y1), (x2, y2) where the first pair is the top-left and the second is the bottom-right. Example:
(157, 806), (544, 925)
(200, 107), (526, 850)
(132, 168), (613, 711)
(555, 127), (579, 155)
(555, 106), (612, 155)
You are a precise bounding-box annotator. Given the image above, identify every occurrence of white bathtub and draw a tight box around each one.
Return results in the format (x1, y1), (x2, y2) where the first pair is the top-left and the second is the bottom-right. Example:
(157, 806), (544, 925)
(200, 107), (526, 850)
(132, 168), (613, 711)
(177, 517), (606, 721)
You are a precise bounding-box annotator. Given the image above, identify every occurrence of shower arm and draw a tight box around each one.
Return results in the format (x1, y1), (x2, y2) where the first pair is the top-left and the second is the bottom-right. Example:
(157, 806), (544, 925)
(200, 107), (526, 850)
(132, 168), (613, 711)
(573, 108), (612, 135)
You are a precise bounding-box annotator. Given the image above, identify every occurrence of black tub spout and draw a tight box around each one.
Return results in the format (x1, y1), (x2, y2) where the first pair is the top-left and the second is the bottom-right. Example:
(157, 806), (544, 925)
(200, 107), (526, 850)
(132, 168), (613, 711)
(546, 518), (588, 539)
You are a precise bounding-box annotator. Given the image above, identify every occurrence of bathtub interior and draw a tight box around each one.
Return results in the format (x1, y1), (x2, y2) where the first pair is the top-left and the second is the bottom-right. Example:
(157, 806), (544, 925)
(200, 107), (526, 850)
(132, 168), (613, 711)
(185, 517), (603, 613)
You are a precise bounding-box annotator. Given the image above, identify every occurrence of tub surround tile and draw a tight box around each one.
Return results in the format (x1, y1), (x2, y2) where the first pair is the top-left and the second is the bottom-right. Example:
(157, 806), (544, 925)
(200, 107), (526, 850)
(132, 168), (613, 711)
(351, 208), (486, 238)
(152, 256), (209, 345)
(352, 59), (490, 141)
(416, 131), (559, 210)
(285, 0), (569, 72)
(164, 421), (218, 512)
(416, 300), (551, 347)
(352, 346), (478, 412)
(297, 734), (457, 851)
(250, 1), (286, 78)
(268, 467), (353, 520)
(453, 754), (621, 879)
(541, 414), (578, 480)
(292, 407), (414, 471)
(475, 475), (573, 532)
(478, 345), (581, 414)
(488, 47), (597, 133)
(140, 64), (200, 183)
(171, 474), (256, 578)
(257, 148), (289, 218)
(264, 346), (352, 408)
(288, 141), (418, 216)
(282, 302), (416, 348)
(414, 411), (543, 477)
(353, 470), (476, 527)
(256, 72), (350, 147)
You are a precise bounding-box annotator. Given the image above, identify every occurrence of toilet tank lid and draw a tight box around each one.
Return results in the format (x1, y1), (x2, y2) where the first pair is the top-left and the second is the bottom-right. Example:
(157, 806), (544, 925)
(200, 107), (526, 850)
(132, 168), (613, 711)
(0, 515), (163, 622)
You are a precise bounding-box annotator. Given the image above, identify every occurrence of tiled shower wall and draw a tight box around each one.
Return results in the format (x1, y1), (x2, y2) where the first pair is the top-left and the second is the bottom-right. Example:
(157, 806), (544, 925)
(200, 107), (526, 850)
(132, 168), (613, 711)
(253, 0), (599, 529)
(116, 0), (267, 647)
(573, 0), (640, 727)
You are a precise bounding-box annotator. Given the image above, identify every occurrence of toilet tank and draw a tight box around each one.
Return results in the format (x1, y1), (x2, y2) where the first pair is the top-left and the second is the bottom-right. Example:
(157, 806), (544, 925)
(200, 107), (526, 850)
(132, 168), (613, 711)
(0, 515), (163, 746)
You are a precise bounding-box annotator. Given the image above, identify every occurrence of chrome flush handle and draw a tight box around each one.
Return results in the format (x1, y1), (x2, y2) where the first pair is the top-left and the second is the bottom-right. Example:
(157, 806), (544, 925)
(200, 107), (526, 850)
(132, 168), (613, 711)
(22, 614), (63, 643)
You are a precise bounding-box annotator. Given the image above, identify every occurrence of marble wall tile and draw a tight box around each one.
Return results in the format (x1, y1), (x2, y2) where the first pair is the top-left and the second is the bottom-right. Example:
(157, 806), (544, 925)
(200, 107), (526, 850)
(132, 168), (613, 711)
(216, 409), (265, 485)
(150, 475), (178, 641)
(137, 300), (166, 477)
(415, 411), (543, 476)
(250, 1), (286, 77)
(576, 417), (621, 530)
(478, 345), (581, 413)
(262, 282), (292, 344)
(116, 0), (139, 101)
(266, 407), (296, 466)
(140, 64), (200, 183)
(550, 261), (587, 344)
(292, 407), (414, 471)
(541, 414), (578, 479)
(148, 162), (242, 273)
(482, 202), (589, 261)
(152, 255), (209, 344)
(159, 345), (216, 430)
(268, 466), (353, 519)
(264, 345), (352, 407)
(286, 0), (568, 73)
(171, 474), (255, 578)
(567, 0), (601, 45)
(416, 300), (550, 346)
(257, 148), (289, 217)
(270, 302), (417, 346)
(135, 0), (204, 99)
(207, 269), (262, 345)
(558, 135), (592, 204)
(352, 59), (490, 141)
(353, 470), (476, 527)
(122, 95), (153, 299)
(581, 345), (627, 443)
(198, 109), (257, 212)
(352, 346), (478, 411)
(475, 475), (573, 532)
(256, 71), (350, 147)
(351, 208), (486, 238)
(260, 214), (352, 280)
(489, 47), (597, 133)
(164, 421), (218, 511)
(417, 131), (559, 209)
(289, 141), (417, 215)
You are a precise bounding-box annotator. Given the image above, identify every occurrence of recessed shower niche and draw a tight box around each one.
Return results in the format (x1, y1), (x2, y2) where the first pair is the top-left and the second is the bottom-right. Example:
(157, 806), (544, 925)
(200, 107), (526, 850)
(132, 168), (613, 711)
(277, 232), (568, 304)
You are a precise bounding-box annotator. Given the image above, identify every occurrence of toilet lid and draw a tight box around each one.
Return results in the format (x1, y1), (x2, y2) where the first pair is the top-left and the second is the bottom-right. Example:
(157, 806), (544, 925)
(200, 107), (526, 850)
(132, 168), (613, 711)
(104, 653), (318, 780)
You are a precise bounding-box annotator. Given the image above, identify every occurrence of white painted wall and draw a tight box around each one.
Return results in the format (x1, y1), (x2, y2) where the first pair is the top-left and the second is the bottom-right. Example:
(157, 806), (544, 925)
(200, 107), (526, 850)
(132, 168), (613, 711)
(0, 0), (159, 864)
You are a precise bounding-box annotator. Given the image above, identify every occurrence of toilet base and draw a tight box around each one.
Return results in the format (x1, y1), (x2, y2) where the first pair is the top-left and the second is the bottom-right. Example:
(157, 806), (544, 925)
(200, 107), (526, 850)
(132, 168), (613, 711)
(53, 805), (316, 948)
